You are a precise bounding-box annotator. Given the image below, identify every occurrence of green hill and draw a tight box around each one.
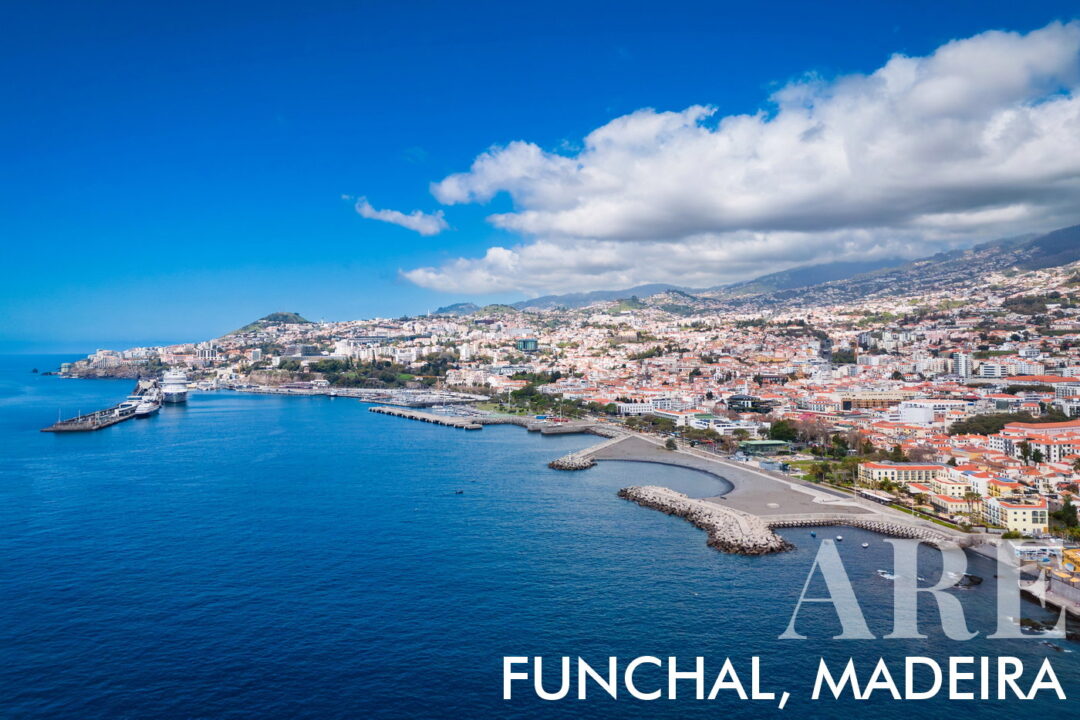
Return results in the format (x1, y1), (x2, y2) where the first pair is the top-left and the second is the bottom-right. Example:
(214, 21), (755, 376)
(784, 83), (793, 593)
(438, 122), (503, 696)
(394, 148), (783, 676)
(231, 312), (312, 334)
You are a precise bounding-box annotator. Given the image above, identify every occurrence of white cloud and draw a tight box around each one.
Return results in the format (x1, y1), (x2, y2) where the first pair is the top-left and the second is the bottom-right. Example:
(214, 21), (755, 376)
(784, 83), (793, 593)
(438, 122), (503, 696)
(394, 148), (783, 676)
(355, 197), (448, 236)
(405, 22), (1080, 294)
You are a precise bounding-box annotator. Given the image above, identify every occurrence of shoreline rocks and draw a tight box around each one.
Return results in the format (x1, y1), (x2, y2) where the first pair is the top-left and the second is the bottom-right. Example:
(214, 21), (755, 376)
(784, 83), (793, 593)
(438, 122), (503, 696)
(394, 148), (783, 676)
(618, 486), (793, 555)
(549, 454), (596, 470)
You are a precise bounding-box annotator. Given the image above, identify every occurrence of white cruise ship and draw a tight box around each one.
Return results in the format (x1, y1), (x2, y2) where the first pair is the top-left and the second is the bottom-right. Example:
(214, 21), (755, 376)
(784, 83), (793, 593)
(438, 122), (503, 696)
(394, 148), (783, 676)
(161, 370), (189, 404)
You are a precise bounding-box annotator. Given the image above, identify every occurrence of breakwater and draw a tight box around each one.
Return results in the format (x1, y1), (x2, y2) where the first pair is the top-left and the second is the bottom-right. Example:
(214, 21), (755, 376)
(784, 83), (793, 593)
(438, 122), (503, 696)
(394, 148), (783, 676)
(618, 486), (793, 555)
(548, 454), (595, 470)
(765, 514), (962, 547)
(618, 487), (970, 555)
(548, 435), (629, 470)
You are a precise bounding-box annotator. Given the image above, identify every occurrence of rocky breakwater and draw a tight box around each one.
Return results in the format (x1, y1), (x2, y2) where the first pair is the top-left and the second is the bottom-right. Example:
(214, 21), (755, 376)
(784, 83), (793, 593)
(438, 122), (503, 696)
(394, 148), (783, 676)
(618, 486), (792, 555)
(548, 453), (596, 470)
(766, 515), (959, 546)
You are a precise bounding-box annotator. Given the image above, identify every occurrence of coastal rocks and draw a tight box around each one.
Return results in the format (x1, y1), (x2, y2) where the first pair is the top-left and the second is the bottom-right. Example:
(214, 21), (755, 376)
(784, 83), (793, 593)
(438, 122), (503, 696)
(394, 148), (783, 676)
(618, 486), (793, 555)
(549, 454), (596, 470)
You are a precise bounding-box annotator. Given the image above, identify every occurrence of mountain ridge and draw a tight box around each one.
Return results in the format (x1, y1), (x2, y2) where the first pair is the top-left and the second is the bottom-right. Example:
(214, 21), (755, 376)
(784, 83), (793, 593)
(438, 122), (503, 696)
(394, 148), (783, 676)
(430, 224), (1080, 316)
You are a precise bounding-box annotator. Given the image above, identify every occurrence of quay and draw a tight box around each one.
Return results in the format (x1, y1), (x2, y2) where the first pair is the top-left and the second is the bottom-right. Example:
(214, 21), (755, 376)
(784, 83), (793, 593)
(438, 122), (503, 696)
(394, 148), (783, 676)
(42, 401), (139, 432)
(42, 379), (159, 433)
(368, 406), (626, 438)
(369, 406), (483, 429)
(238, 385), (486, 407)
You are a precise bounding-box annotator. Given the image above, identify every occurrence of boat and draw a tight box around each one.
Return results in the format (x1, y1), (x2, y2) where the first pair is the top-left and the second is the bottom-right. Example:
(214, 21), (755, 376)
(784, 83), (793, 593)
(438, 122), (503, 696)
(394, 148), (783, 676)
(135, 398), (160, 417)
(161, 370), (189, 404)
(836, 535), (843, 541)
(861, 542), (869, 548)
(810, 531), (816, 537)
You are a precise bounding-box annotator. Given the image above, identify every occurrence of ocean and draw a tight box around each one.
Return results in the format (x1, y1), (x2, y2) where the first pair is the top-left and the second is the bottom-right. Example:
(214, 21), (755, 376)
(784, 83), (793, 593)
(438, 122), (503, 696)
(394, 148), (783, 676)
(1, 354), (1077, 718)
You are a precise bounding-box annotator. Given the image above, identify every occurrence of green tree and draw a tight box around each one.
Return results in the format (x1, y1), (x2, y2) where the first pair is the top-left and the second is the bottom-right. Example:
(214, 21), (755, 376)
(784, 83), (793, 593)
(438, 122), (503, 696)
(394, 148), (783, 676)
(665, 438), (677, 451)
(769, 420), (798, 442)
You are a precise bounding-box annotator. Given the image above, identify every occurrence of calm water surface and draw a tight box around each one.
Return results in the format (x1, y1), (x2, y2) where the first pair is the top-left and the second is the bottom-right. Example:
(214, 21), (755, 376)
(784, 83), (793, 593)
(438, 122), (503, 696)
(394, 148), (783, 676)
(0, 355), (1077, 718)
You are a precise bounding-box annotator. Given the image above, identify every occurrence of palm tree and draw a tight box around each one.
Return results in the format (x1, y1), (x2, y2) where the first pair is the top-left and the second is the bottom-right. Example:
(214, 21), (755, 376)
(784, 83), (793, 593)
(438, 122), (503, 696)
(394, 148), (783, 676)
(1018, 441), (1032, 465)
(963, 491), (982, 524)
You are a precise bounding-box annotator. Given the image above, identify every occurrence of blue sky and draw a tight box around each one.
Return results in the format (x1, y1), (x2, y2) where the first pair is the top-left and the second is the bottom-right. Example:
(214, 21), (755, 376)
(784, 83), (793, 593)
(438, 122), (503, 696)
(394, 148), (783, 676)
(2, 1), (1079, 352)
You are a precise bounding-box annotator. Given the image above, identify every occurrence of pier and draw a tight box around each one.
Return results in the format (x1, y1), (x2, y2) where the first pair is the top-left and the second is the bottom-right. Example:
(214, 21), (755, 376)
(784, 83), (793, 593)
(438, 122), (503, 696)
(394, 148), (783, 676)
(42, 401), (139, 432)
(41, 380), (159, 433)
(368, 406), (626, 438)
(368, 406), (483, 429)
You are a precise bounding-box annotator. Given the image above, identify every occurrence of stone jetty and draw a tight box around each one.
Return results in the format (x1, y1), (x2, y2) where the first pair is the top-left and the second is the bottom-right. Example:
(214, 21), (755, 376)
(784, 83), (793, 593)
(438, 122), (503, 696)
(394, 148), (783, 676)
(617, 487), (967, 555)
(766, 514), (959, 546)
(548, 453), (596, 470)
(618, 486), (793, 555)
(548, 434), (630, 470)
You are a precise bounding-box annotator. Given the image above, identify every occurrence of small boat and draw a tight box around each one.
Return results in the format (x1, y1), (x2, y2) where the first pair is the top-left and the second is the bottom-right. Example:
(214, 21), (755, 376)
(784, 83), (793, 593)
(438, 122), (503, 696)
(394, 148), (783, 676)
(861, 542), (869, 548)
(454, 490), (464, 495)
(836, 535), (843, 541)
(810, 531), (816, 537)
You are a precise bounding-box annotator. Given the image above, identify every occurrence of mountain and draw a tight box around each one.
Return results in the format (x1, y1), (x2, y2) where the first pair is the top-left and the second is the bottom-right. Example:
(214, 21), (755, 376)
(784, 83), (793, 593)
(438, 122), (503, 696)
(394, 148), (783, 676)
(1020, 225), (1080, 270)
(512, 283), (688, 310)
(707, 258), (906, 299)
(432, 224), (1080, 316)
(432, 302), (481, 316)
(711, 225), (1080, 309)
(231, 311), (312, 334)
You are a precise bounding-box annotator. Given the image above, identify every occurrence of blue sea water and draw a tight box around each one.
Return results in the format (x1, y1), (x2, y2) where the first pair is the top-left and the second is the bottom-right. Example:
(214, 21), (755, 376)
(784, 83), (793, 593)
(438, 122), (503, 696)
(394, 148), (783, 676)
(0, 355), (1077, 719)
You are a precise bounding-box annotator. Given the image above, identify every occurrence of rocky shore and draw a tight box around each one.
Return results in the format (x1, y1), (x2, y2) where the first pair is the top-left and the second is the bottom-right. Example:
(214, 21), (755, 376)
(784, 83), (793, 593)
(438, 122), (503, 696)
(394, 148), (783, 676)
(618, 486), (793, 555)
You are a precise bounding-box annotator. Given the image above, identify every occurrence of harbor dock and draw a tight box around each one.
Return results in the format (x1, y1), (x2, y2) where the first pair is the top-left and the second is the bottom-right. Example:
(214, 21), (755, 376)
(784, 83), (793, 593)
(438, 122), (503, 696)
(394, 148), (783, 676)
(368, 406), (483, 429)
(42, 401), (139, 432)
(42, 379), (160, 433)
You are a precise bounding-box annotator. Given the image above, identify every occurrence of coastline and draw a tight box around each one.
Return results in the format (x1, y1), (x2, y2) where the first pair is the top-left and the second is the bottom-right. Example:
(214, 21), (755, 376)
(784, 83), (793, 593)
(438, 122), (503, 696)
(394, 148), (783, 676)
(370, 406), (981, 556)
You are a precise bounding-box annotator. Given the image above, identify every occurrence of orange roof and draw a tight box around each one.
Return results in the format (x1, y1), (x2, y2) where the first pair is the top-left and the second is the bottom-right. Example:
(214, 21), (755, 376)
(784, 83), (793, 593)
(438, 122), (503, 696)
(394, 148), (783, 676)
(1005, 419), (1080, 430)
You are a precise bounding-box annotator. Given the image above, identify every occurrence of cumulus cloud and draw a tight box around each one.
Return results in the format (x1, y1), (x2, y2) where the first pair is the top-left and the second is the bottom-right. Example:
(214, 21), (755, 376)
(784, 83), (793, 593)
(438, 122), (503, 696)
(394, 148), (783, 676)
(406, 22), (1080, 293)
(355, 197), (448, 236)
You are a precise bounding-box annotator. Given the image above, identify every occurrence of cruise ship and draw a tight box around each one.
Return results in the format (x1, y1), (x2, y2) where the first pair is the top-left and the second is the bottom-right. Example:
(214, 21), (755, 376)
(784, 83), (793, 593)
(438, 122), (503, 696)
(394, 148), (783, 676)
(161, 370), (189, 404)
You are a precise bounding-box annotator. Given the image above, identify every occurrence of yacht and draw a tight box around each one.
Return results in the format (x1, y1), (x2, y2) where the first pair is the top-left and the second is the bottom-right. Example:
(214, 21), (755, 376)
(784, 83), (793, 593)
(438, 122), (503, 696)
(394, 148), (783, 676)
(135, 395), (161, 417)
(161, 370), (189, 404)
